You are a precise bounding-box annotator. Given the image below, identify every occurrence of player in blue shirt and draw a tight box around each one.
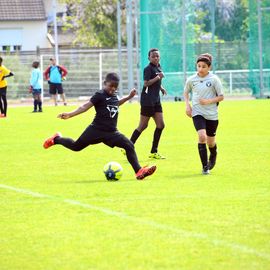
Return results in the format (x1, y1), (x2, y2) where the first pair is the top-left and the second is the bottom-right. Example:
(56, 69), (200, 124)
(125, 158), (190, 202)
(29, 61), (43, 112)
(43, 72), (156, 180)
(44, 58), (68, 106)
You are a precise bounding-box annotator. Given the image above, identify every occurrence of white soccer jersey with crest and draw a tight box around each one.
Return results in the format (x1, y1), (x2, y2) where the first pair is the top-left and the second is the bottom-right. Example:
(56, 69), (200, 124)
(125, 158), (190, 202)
(184, 72), (224, 120)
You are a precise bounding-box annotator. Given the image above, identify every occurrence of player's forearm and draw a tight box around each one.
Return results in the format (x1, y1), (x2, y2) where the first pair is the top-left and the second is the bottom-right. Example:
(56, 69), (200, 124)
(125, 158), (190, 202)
(3, 72), (14, 79)
(119, 95), (132, 106)
(144, 75), (161, 87)
(184, 91), (190, 106)
(209, 95), (224, 104)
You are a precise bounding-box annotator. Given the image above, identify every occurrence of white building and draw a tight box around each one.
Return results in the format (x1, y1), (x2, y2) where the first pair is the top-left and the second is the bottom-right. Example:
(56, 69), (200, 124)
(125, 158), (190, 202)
(0, 0), (69, 52)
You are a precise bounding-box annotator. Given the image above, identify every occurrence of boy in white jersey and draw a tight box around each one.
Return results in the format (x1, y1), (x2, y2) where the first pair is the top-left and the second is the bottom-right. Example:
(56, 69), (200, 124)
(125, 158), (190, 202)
(184, 53), (224, 174)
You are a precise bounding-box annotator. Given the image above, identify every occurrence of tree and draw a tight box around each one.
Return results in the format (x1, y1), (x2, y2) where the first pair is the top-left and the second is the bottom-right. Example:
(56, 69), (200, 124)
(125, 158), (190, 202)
(60, 0), (119, 47)
(199, 0), (248, 42)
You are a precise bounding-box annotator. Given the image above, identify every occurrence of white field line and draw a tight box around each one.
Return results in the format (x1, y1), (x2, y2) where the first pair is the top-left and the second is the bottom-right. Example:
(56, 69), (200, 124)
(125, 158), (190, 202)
(1, 183), (270, 261)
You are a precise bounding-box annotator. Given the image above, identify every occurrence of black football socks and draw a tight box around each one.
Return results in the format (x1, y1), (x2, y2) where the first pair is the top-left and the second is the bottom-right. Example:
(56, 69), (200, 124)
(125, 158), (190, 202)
(130, 129), (141, 144)
(198, 143), (208, 168)
(151, 128), (163, 153)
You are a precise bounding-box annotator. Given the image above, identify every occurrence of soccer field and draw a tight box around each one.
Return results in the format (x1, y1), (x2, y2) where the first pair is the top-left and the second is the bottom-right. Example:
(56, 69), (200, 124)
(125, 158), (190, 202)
(0, 100), (269, 270)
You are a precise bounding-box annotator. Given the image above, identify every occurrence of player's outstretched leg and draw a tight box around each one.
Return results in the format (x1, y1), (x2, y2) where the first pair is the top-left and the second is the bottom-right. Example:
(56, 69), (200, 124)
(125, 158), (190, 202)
(136, 165), (157, 180)
(43, 132), (62, 149)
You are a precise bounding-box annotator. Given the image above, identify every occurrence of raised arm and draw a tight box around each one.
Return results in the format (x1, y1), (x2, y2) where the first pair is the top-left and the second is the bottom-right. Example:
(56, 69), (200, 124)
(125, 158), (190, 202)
(58, 100), (94, 119)
(2, 71), (14, 80)
(119, 88), (137, 106)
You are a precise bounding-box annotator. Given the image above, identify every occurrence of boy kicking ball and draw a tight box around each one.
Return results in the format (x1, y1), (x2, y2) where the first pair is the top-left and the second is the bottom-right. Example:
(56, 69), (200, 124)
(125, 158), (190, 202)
(43, 72), (156, 180)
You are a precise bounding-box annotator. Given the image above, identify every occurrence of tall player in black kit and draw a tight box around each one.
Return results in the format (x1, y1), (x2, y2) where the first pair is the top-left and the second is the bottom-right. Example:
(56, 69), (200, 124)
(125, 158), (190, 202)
(129, 48), (167, 159)
(43, 73), (156, 180)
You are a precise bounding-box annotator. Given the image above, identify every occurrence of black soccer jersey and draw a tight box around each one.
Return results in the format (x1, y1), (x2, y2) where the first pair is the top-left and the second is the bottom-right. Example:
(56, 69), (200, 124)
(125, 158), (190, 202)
(140, 63), (162, 106)
(90, 90), (119, 131)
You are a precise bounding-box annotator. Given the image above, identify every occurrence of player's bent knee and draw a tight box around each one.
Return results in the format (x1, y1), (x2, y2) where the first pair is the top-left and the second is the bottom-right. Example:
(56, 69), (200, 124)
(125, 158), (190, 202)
(198, 134), (207, 143)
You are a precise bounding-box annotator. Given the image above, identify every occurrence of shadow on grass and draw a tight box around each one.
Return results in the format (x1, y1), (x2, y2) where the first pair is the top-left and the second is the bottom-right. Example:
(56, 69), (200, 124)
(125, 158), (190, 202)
(62, 178), (136, 184)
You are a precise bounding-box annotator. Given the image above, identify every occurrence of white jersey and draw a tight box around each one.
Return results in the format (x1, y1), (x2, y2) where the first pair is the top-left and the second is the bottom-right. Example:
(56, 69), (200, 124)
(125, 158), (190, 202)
(184, 72), (224, 120)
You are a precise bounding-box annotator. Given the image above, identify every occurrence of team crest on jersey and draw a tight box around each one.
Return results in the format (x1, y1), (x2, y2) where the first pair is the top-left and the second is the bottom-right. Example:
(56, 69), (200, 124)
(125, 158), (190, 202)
(206, 81), (212, 87)
(106, 105), (118, 118)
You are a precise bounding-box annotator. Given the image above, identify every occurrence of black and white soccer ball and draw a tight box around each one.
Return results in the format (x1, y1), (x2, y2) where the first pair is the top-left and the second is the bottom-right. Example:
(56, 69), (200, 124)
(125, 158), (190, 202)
(103, 161), (123, 181)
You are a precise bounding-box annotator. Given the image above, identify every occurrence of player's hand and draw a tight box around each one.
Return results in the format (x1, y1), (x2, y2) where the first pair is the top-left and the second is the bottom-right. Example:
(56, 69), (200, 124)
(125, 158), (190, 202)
(158, 72), (165, 79)
(199, 98), (210, 105)
(185, 105), (192, 118)
(128, 88), (137, 99)
(161, 88), (167, 96)
(57, 112), (70, 119)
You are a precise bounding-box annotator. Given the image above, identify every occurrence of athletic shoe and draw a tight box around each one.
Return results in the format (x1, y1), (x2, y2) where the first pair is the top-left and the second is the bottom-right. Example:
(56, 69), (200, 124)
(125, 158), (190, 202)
(136, 165), (157, 180)
(32, 110), (37, 113)
(38, 109), (43, 112)
(43, 132), (62, 149)
(121, 148), (126, 156)
(64, 102), (67, 106)
(208, 154), (217, 170)
(149, 152), (166, 159)
(0, 114), (6, 118)
(202, 166), (210, 175)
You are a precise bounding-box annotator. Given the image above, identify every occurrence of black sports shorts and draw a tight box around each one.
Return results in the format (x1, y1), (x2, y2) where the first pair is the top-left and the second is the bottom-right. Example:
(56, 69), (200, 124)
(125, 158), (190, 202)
(192, 115), (219, 137)
(78, 125), (131, 148)
(49, 83), (64, 95)
(0, 86), (7, 95)
(140, 104), (163, 117)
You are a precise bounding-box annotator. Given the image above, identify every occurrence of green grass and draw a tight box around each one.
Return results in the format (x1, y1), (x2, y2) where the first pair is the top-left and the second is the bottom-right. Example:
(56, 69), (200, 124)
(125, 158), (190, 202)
(0, 100), (270, 270)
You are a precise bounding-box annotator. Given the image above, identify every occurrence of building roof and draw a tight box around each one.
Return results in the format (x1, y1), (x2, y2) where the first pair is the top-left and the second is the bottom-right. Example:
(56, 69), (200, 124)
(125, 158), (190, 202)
(0, 0), (46, 21)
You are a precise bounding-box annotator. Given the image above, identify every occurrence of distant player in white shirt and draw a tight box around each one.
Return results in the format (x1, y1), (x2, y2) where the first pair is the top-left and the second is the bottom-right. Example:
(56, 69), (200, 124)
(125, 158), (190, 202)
(184, 53), (224, 174)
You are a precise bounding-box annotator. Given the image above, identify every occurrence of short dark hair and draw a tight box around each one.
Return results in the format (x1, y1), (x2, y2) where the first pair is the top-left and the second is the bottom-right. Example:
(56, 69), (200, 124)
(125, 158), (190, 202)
(105, 72), (120, 83)
(196, 53), (212, 66)
(148, 48), (159, 57)
(32, 61), (39, 68)
(0, 57), (2, 65)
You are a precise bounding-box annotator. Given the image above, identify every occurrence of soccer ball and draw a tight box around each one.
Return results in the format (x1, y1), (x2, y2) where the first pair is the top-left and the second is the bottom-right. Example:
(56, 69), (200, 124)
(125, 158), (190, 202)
(103, 161), (123, 181)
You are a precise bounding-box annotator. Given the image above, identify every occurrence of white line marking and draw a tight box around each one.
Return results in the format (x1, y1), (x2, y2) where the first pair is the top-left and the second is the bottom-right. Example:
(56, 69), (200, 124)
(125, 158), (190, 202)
(1, 183), (270, 261)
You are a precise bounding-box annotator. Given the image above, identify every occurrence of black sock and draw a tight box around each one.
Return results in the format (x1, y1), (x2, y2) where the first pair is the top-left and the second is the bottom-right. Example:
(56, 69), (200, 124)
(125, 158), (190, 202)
(198, 143), (208, 168)
(151, 128), (163, 153)
(34, 100), (38, 110)
(209, 144), (217, 159)
(130, 129), (141, 144)
(38, 101), (42, 110)
(125, 146), (141, 173)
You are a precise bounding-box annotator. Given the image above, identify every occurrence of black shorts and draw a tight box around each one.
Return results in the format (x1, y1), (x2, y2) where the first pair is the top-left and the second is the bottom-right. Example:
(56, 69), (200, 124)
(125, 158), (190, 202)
(141, 104), (163, 117)
(49, 83), (64, 95)
(78, 125), (132, 148)
(192, 115), (219, 137)
(0, 86), (7, 96)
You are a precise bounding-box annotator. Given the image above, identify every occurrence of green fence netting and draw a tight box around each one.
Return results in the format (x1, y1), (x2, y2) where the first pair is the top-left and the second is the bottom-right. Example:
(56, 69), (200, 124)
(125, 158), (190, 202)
(140, 0), (195, 98)
(248, 0), (270, 97)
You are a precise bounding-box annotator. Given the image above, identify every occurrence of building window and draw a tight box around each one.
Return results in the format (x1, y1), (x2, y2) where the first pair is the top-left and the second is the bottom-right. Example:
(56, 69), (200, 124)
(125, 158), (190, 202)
(14, 45), (21, 51)
(2, 46), (11, 52)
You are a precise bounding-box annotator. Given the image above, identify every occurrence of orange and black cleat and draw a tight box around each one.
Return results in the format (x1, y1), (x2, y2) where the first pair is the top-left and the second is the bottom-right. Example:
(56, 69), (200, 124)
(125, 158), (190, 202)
(136, 165), (157, 180)
(43, 132), (62, 149)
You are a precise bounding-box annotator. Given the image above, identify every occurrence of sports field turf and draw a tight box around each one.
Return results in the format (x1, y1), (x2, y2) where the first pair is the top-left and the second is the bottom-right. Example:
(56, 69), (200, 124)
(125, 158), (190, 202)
(0, 99), (269, 270)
